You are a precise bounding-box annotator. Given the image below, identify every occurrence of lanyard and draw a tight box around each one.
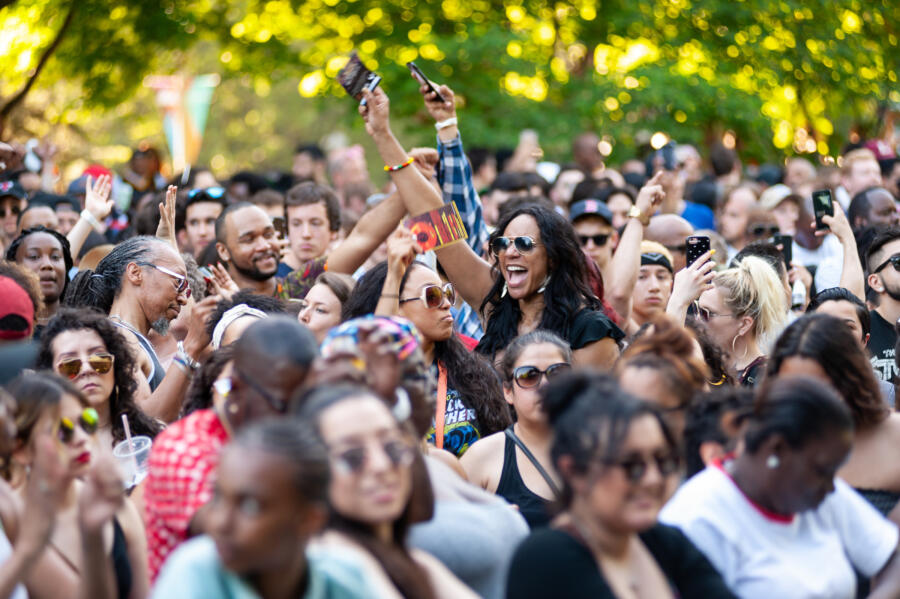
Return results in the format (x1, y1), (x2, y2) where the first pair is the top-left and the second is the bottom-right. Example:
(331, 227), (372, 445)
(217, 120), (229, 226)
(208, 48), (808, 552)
(434, 362), (447, 449)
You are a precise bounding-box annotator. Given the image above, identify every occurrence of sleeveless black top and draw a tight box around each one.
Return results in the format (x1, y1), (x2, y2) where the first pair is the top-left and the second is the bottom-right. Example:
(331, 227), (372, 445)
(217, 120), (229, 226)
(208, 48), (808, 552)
(496, 433), (552, 529)
(112, 518), (132, 599)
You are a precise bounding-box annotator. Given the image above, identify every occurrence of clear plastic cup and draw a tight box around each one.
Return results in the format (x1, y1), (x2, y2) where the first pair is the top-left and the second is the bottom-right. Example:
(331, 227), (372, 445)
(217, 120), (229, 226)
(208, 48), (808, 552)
(113, 435), (152, 489)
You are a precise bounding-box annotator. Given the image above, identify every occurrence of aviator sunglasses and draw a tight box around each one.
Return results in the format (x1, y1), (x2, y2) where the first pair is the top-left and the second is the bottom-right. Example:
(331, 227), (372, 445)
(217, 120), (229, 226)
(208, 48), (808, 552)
(56, 352), (114, 379)
(58, 407), (99, 444)
(513, 363), (571, 388)
(490, 236), (541, 257)
(399, 283), (456, 309)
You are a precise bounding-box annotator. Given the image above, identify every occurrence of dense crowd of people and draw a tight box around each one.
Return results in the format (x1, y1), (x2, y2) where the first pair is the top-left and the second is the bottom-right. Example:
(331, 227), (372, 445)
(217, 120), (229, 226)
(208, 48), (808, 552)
(1, 73), (900, 599)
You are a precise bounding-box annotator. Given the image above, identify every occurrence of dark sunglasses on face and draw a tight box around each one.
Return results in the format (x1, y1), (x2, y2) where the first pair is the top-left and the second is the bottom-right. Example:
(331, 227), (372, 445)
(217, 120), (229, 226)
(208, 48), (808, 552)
(139, 263), (191, 297)
(331, 438), (415, 475)
(874, 254), (900, 274)
(56, 352), (114, 379)
(399, 283), (456, 309)
(513, 363), (572, 388)
(0, 205), (21, 218)
(606, 451), (680, 483)
(490, 236), (540, 257)
(58, 407), (99, 444)
(578, 234), (610, 247)
(750, 224), (780, 237)
(187, 186), (226, 200)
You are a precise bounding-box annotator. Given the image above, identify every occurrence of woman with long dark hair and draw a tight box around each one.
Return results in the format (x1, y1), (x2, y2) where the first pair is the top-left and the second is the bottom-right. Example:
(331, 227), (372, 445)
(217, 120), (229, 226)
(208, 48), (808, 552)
(343, 231), (510, 457)
(37, 308), (161, 450)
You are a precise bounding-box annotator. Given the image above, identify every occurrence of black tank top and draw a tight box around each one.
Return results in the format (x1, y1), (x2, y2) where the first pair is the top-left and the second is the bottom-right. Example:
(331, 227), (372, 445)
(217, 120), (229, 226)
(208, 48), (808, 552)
(496, 433), (552, 529)
(112, 518), (132, 599)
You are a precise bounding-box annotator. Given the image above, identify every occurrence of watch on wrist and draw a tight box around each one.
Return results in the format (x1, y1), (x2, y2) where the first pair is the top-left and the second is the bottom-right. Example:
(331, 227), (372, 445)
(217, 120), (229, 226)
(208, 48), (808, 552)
(627, 205), (649, 226)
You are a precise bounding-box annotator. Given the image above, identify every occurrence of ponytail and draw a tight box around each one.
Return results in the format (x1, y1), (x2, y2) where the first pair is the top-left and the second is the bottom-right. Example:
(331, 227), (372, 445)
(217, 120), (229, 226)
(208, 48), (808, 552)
(714, 256), (788, 352)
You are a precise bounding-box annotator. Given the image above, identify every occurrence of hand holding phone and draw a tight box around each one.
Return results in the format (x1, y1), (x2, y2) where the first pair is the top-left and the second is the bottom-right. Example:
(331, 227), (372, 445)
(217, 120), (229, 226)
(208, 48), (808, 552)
(686, 235), (710, 267)
(772, 233), (792, 266)
(812, 189), (834, 230)
(407, 61), (446, 103)
(338, 52), (381, 107)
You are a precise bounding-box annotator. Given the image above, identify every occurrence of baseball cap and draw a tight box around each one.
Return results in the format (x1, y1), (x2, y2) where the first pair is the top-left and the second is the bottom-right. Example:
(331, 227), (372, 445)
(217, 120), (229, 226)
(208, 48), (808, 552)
(66, 175), (88, 197)
(569, 199), (613, 225)
(0, 180), (26, 201)
(759, 184), (801, 212)
(0, 275), (34, 341)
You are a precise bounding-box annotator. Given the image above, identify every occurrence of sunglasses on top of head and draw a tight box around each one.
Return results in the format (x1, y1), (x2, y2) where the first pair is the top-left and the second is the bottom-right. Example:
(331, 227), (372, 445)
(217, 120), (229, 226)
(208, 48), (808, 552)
(874, 254), (900, 274)
(490, 236), (540, 257)
(56, 352), (114, 379)
(399, 283), (456, 309)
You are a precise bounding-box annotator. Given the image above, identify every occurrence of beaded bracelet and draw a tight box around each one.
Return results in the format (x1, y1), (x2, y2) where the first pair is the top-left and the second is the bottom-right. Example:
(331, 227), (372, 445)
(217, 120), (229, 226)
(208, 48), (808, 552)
(384, 157), (414, 172)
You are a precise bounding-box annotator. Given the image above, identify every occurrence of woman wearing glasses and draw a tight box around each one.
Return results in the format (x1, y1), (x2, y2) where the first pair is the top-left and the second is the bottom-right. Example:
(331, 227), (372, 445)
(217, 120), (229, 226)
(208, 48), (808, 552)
(300, 385), (478, 599)
(356, 86), (625, 368)
(461, 331), (570, 529)
(507, 372), (732, 598)
(695, 255), (788, 386)
(7, 372), (149, 599)
(37, 308), (162, 450)
(343, 228), (510, 458)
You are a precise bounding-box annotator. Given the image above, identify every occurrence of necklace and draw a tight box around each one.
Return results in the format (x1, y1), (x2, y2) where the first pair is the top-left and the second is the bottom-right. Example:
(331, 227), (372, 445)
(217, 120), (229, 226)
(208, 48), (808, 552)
(109, 314), (142, 336)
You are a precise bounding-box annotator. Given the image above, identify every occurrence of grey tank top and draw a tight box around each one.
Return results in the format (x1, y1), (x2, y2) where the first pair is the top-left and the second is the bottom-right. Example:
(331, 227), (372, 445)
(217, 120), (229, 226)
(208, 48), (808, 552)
(111, 320), (165, 391)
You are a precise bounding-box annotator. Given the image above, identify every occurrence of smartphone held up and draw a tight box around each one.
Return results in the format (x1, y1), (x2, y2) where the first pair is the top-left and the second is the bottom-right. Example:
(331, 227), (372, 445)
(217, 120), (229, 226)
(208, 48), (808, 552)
(812, 189), (834, 230)
(337, 52), (381, 106)
(407, 61), (446, 103)
(685, 235), (710, 268)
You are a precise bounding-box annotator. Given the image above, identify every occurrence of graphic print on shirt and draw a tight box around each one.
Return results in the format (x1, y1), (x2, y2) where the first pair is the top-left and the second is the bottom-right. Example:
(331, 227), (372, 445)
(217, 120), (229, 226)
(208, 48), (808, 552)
(426, 389), (480, 457)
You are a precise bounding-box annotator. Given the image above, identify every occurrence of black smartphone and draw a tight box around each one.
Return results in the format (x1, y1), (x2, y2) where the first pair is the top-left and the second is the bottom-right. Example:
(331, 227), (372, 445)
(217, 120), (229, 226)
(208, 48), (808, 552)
(812, 189), (834, 230)
(272, 216), (286, 238)
(772, 233), (792, 266)
(686, 235), (710, 267)
(407, 61), (446, 103)
(337, 52), (381, 106)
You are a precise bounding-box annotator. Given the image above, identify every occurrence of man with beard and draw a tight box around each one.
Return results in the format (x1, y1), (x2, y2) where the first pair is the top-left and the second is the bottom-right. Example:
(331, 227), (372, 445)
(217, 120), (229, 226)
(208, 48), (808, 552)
(64, 236), (218, 421)
(214, 203), (281, 296)
(865, 227), (900, 383)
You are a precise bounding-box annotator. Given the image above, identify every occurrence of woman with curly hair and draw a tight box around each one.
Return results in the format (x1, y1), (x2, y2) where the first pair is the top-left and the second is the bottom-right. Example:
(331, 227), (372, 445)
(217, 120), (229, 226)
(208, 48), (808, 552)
(37, 308), (162, 450)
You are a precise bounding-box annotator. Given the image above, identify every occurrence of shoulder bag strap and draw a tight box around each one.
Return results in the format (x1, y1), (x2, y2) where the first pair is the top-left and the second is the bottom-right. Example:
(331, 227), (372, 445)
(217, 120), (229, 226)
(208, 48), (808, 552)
(504, 425), (561, 498)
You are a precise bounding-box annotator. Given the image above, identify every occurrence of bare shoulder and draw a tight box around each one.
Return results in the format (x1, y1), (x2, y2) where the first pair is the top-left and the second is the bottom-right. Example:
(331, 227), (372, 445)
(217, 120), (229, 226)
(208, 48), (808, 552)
(459, 431), (505, 491)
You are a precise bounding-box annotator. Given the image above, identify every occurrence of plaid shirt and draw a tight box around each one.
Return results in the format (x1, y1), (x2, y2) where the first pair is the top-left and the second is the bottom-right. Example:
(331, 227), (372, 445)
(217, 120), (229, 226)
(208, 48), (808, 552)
(437, 133), (487, 340)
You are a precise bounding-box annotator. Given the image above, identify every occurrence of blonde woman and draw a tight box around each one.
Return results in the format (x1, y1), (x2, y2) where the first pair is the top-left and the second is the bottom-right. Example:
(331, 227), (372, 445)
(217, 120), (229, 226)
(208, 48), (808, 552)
(696, 256), (788, 386)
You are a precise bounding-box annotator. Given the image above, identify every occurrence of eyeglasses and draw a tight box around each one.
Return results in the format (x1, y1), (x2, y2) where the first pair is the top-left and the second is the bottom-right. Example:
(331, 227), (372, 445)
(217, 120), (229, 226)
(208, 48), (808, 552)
(58, 407), (99, 444)
(749, 225), (780, 237)
(874, 254), (900, 274)
(578, 234), (610, 247)
(140, 263), (191, 297)
(0, 205), (21, 218)
(330, 438), (415, 475)
(605, 451), (680, 483)
(513, 363), (571, 388)
(399, 283), (456, 309)
(697, 306), (733, 322)
(188, 186), (226, 200)
(490, 236), (541, 257)
(56, 352), (114, 379)
(233, 368), (289, 413)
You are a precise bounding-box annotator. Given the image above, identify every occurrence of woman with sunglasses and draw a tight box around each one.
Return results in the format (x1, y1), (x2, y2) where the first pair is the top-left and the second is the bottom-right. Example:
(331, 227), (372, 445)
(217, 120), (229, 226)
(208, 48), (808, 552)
(357, 86), (625, 368)
(37, 308), (162, 451)
(299, 384), (478, 599)
(7, 372), (149, 599)
(662, 375), (900, 598)
(5, 226), (73, 340)
(460, 331), (570, 529)
(695, 255), (788, 387)
(343, 228), (510, 458)
(507, 372), (732, 598)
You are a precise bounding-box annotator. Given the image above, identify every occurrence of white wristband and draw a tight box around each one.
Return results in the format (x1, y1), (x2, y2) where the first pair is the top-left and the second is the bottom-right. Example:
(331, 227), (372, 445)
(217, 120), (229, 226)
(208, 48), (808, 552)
(80, 209), (102, 232)
(435, 117), (458, 131)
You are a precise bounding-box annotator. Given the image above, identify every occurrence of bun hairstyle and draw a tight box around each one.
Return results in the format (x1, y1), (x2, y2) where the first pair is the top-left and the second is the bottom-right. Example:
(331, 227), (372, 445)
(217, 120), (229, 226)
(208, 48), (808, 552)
(500, 330), (572, 386)
(541, 371), (676, 507)
(713, 255), (788, 351)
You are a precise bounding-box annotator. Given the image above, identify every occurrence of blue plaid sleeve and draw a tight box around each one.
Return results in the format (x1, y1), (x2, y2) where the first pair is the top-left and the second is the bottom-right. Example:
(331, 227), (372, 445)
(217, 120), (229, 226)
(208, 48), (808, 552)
(436, 134), (490, 257)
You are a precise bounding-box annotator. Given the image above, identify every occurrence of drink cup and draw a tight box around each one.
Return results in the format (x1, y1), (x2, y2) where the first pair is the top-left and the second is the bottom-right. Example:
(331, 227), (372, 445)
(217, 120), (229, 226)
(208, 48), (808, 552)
(113, 435), (152, 489)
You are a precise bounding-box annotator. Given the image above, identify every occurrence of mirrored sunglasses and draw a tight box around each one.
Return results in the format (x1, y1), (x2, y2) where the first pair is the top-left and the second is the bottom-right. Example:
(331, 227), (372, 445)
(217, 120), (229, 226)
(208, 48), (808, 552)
(399, 283), (456, 309)
(490, 236), (540, 257)
(513, 363), (571, 388)
(56, 353), (114, 379)
(58, 407), (99, 444)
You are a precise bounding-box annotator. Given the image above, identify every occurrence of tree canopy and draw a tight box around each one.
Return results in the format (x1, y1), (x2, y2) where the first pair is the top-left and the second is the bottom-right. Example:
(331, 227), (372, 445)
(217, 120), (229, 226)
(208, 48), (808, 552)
(1, 0), (897, 173)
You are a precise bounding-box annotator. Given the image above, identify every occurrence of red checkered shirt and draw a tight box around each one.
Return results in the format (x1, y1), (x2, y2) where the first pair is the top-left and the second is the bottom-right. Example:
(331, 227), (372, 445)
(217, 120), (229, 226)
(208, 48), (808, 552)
(143, 409), (229, 581)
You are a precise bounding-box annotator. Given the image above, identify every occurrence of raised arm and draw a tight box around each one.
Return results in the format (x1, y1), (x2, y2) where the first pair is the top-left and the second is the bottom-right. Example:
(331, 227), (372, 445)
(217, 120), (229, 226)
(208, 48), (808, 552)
(819, 201), (865, 300)
(326, 190), (407, 274)
(360, 87), (494, 310)
(374, 227), (421, 317)
(67, 174), (112, 259)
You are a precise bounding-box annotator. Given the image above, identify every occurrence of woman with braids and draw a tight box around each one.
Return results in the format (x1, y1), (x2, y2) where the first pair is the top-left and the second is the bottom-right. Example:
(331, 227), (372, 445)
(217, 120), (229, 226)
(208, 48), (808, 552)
(343, 228), (510, 458)
(36, 308), (162, 450)
(62, 235), (217, 422)
(5, 226), (73, 340)
(461, 331), (571, 529)
(299, 384), (478, 599)
(507, 372), (732, 598)
(354, 85), (643, 368)
(765, 313), (900, 518)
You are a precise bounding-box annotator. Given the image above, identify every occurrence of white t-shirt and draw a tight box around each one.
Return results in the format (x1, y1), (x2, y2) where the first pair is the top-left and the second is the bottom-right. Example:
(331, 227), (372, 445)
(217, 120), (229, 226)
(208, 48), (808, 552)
(660, 462), (899, 599)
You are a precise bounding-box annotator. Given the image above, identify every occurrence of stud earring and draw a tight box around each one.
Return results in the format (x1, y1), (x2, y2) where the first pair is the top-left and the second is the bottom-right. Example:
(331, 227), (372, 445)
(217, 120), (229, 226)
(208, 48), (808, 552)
(766, 455), (779, 469)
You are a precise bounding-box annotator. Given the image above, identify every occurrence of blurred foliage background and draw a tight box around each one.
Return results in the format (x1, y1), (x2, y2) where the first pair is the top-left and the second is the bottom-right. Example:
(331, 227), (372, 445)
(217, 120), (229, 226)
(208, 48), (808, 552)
(0, 0), (897, 181)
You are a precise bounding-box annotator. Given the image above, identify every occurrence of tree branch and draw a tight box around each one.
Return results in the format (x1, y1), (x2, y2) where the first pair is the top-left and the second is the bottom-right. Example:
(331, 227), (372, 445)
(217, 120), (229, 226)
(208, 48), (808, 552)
(0, 1), (77, 121)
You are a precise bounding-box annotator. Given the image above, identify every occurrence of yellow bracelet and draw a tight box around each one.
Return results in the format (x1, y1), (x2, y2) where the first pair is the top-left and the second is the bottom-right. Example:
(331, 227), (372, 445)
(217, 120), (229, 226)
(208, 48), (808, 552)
(384, 157), (414, 172)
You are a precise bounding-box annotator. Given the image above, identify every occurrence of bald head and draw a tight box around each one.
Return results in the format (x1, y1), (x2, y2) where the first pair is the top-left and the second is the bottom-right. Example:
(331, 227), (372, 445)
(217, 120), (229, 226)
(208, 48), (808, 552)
(646, 214), (694, 271)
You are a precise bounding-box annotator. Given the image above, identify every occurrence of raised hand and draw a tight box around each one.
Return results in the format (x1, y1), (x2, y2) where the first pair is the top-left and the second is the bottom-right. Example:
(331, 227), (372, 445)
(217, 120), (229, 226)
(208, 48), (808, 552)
(211, 262), (239, 299)
(18, 434), (70, 555)
(667, 250), (716, 324)
(359, 87), (391, 136)
(386, 226), (422, 277)
(77, 452), (125, 535)
(84, 174), (114, 222)
(635, 170), (666, 218)
(156, 185), (178, 247)
(816, 200), (852, 241)
(420, 83), (456, 123)
(409, 147), (440, 183)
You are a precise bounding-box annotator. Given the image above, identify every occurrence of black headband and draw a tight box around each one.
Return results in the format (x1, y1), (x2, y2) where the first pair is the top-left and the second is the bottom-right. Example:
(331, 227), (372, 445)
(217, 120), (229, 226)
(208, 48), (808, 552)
(641, 252), (673, 273)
